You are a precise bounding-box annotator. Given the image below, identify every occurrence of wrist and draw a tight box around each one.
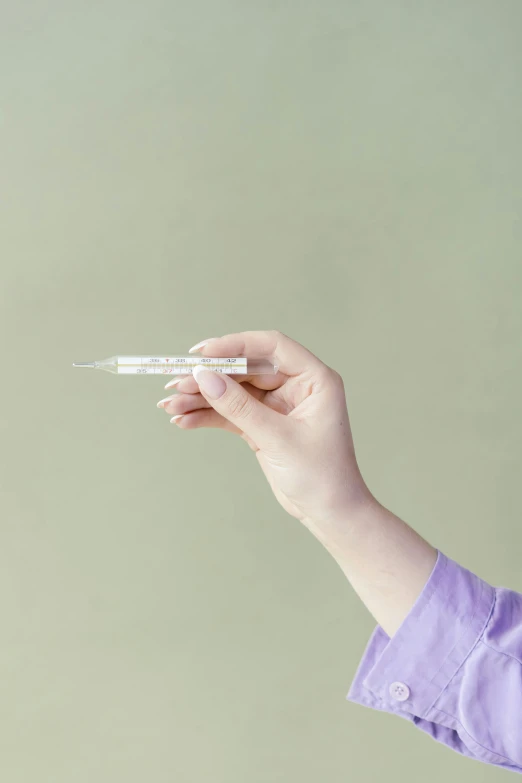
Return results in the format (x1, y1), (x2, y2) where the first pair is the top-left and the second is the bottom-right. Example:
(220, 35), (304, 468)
(309, 496), (438, 635)
(304, 486), (379, 553)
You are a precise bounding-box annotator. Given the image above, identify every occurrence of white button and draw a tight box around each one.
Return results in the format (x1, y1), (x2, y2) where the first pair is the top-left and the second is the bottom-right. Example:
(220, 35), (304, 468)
(389, 681), (410, 702)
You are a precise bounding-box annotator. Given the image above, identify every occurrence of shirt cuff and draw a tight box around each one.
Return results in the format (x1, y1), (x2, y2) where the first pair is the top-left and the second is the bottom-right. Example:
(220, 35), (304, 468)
(346, 549), (495, 720)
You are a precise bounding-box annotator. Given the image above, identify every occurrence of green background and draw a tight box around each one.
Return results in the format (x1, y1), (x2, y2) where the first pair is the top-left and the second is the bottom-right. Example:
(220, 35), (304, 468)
(1, 1), (521, 780)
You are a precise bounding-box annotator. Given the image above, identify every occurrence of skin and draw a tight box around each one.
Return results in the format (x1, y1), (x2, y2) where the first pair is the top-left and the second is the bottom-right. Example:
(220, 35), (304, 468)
(157, 330), (437, 638)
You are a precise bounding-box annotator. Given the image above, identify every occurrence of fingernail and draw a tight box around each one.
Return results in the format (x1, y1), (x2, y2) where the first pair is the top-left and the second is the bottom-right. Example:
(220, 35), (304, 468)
(157, 395), (176, 408)
(193, 365), (226, 399)
(170, 415), (184, 423)
(188, 338), (216, 354)
(164, 377), (185, 390)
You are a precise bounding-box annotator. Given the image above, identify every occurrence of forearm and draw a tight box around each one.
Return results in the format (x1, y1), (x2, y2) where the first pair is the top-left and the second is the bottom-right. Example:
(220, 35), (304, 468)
(317, 496), (438, 638)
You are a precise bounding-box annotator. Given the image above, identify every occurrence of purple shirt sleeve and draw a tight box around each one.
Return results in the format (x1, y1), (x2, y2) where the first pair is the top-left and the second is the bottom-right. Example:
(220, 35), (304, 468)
(347, 550), (522, 774)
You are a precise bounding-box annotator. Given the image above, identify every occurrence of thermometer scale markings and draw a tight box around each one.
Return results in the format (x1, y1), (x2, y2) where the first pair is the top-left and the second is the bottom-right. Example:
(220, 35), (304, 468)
(117, 357), (248, 375)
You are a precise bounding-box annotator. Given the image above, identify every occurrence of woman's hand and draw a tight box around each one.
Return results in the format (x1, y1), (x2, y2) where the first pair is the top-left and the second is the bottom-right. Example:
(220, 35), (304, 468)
(157, 330), (374, 544)
(158, 329), (438, 637)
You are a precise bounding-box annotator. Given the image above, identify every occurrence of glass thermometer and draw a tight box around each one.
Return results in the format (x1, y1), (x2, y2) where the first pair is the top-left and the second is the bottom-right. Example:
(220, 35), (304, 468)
(72, 356), (278, 375)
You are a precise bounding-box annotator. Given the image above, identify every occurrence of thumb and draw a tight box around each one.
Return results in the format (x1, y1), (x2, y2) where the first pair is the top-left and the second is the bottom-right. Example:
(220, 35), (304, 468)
(192, 365), (284, 447)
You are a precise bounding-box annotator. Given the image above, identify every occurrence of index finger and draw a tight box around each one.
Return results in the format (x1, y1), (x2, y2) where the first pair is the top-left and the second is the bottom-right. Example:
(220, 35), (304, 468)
(195, 330), (323, 377)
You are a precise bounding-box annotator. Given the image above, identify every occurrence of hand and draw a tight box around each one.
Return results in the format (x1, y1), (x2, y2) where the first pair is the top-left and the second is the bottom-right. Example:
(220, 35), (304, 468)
(158, 330), (438, 639)
(157, 330), (374, 544)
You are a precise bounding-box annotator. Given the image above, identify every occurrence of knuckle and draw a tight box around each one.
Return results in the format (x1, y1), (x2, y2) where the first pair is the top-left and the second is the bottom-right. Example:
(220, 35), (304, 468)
(323, 366), (344, 388)
(227, 392), (254, 420)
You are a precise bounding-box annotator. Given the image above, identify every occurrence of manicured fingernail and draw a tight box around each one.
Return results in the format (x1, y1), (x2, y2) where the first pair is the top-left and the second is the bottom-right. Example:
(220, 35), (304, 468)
(188, 338), (216, 354)
(157, 395), (176, 409)
(164, 377), (185, 390)
(193, 365), (226, 399)
(170, 415), (184, 423)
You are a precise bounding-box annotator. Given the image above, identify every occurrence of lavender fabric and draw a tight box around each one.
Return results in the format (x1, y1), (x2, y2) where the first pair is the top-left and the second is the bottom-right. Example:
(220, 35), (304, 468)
(347, 550), (522, 774)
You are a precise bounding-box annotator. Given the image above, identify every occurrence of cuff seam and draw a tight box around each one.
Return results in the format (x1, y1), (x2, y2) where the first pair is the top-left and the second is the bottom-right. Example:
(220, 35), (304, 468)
(420, 582), (496, 717)
(424, 584), (496, 716)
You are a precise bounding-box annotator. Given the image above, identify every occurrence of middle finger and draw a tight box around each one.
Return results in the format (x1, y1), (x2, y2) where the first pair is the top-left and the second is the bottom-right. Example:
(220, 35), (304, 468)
(164, 371), (284, 396)
(158, 381), (268, 415)
(159, 392), (211, 416)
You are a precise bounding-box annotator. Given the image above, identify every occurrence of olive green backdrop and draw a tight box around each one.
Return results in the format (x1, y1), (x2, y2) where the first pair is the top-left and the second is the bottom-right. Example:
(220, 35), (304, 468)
(1, 1), (521, 781)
